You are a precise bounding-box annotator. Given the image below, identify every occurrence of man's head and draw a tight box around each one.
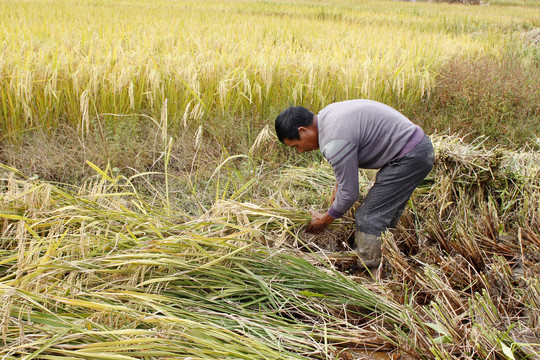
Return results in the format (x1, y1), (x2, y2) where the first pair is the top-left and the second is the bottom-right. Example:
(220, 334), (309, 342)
(275, 106), (319, 152)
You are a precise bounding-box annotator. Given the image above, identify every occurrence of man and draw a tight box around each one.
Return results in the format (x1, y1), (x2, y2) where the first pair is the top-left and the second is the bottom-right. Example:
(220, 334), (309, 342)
(275, 99), (434, 270)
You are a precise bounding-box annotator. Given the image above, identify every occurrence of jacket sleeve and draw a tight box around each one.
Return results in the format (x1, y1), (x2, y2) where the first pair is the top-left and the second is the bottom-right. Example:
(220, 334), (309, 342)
(321, 139), (359, 219)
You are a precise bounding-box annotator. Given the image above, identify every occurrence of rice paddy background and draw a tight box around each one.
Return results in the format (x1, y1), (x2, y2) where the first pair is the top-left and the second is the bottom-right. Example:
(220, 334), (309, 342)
(0, 0), (538, 145)
(1, 0), (539, 358)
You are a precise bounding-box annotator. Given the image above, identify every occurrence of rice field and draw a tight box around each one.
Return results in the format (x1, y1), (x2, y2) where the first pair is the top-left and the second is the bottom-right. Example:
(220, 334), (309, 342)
(0, 0), (538, 139)
(1, 0), (540, 359)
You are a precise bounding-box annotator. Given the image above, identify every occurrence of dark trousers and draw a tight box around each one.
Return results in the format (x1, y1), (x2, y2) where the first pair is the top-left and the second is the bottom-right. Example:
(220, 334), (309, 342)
(355, 135), (435, 236)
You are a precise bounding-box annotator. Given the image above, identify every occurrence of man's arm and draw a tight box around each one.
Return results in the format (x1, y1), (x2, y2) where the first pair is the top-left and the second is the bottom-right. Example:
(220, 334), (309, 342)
(326, 141), (359, 219)
(306, 139), (359, 233)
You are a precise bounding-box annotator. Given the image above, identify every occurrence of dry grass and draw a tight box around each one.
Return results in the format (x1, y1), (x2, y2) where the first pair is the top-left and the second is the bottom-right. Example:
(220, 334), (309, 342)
(412, 56), (540, 148)
(1, 134), (539, 359)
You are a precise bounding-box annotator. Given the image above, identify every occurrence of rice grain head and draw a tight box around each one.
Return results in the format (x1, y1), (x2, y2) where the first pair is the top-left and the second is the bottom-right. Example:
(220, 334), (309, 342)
(250, 125), (276, 153)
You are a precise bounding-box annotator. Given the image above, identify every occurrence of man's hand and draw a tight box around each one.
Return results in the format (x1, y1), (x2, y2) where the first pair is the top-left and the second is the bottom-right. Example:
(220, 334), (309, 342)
(306, 210), (334, 234)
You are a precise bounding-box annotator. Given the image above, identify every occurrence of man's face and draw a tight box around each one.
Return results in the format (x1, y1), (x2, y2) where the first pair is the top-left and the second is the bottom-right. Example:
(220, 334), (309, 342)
(283, 126), (319, 153)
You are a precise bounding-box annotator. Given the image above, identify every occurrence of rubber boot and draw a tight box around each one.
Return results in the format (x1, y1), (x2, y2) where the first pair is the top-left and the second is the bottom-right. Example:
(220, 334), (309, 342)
(355, 231), (382, 269)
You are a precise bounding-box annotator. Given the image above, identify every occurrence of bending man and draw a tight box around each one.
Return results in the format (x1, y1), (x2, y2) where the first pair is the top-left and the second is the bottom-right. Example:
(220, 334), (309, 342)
(275, 99), (434, 269)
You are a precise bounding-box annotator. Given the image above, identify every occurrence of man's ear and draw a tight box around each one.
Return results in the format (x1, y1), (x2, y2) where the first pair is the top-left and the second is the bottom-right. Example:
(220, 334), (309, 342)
(297, 126), (308, 135)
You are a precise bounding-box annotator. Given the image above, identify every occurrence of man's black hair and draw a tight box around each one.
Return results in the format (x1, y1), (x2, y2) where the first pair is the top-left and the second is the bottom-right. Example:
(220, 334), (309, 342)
(274, 106), (314, 143)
